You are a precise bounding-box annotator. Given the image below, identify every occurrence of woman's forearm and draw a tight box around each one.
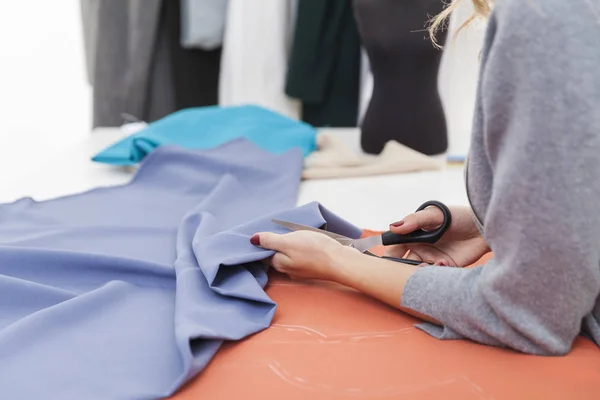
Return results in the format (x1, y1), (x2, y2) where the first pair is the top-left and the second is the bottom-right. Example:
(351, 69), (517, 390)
(331, 250), (440, 324)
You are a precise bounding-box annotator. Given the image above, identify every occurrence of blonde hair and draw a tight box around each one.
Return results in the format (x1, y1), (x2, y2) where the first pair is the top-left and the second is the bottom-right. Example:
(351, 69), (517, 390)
(429, 0), (493, 48)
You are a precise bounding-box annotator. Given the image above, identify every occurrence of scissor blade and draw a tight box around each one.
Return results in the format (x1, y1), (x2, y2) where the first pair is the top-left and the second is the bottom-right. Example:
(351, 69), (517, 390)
(346, 235), (383, 253)
(271, 219), (352, 242)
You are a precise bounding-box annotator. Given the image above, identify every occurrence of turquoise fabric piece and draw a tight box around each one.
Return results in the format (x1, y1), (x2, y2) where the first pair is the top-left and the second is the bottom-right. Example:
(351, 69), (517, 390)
(92, 105), (318, 165)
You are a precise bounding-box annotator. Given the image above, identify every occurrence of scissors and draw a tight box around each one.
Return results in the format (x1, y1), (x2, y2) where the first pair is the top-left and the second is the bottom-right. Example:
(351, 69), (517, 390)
(272, 200), (452, 266)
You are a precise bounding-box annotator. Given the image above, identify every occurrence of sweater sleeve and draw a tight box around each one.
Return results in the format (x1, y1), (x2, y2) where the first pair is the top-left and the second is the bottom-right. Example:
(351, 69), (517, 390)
(401, 0), (600, 355)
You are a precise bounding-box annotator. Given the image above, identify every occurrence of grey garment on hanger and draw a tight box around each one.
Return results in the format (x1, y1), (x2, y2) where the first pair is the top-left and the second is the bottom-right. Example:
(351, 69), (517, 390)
(180, 0), (229, 50)
(80, 0), (176, 127)
(146, 5), (176, 122)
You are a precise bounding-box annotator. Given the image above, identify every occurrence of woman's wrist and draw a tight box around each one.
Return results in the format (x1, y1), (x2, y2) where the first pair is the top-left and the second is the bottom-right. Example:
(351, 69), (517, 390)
(327, 247), (370, 285)
(327, 247), (423, 311)
(328, 248), (415, 289)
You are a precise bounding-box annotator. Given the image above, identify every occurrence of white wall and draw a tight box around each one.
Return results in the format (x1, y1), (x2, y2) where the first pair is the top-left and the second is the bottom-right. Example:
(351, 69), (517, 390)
(438, 0), (487, 158)
(0, 1), (91, 185)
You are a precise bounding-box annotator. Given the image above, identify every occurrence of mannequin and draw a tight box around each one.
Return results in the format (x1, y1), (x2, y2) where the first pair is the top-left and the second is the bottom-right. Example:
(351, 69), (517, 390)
(354, 0), (448, 155)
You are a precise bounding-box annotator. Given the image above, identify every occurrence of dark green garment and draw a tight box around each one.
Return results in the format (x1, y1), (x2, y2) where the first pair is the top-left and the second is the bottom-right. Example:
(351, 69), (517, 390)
(285, 0), (361, 127)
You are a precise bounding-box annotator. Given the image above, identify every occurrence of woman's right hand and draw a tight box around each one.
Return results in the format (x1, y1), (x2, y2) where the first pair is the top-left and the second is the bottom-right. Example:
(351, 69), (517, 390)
(385, 205), (490, 267)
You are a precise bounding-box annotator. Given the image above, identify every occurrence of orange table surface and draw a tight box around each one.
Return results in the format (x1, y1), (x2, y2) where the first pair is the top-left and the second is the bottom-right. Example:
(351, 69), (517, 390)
(170, 232), (600, 399)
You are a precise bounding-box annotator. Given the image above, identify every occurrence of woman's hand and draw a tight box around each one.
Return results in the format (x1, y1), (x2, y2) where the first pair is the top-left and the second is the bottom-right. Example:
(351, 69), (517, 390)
(251, 229), (438, 323)
(250, 231), (356, 280)
(387, 205), (489, 267)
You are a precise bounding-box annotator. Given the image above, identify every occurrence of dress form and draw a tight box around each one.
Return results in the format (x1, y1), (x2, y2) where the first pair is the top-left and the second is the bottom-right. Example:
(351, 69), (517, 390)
(354, 0), (448, 155)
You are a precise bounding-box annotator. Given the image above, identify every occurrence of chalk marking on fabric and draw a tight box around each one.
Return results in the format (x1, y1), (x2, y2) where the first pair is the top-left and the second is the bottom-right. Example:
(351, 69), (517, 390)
(270, 324), (328, 338)
(317, 384), (334, 389)
(269, 324), (414, 343)
(348, 329), (413, 341)
(266, 359), (469, 397)
(268, 283), (309, 287)
(458, 375), (495, 400)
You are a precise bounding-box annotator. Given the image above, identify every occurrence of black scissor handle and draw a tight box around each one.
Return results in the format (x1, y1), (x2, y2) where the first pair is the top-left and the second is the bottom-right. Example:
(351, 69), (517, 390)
(380, 200), (452, 246)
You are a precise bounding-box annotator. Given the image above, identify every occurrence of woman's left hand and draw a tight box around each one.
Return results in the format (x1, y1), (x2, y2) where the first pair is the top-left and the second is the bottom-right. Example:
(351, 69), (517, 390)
(251, 230), (436, 324)
(250, 231), (355, 280)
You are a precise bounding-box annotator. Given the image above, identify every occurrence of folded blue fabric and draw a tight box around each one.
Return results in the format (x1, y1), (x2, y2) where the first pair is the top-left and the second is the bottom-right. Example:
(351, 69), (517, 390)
(92, 105), (318, 166)
(0, 140), (360, 399)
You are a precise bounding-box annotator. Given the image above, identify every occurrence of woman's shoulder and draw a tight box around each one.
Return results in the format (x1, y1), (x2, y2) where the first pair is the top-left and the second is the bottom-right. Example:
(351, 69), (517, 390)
(491, 0), (600, 42)
(482, 0), (600, 75)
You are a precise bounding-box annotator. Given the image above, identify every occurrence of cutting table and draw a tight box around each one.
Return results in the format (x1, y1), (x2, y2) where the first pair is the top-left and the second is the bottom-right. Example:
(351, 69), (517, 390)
(1, 128), (597, 400)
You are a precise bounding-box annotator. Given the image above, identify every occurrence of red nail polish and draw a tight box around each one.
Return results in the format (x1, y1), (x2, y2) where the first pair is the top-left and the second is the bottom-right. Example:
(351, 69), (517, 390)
(250, 235), (261, 246)
(390, 220), (404, 227)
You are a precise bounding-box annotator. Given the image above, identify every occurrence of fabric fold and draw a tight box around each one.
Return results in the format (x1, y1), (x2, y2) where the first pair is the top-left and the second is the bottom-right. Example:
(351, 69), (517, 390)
(0, 140), (359, 399)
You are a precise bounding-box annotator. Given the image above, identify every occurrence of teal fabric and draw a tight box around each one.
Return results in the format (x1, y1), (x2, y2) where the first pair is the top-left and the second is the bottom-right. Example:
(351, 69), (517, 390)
(92, 105), (318, 165)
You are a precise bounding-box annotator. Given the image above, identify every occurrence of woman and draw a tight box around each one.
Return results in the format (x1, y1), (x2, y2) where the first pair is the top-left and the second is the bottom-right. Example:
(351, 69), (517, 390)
(252, 0), (600, 355)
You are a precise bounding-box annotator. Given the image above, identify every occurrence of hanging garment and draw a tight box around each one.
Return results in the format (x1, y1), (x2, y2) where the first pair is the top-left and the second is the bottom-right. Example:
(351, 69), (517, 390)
(219, 0), (300, 119)
(180, 0), (229, 50)
(80, 0), (176, 127)
(285, 0), (361, 127)
(0, 140), (361, 399)
(302, 132), (442, 180)
(92, 105), (317, 165)
(164, 0), (221, 110)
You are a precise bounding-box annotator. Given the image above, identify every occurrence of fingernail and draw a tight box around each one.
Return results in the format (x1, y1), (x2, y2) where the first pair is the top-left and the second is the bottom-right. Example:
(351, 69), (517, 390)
(390, 220), (404, 227)
(250, 234), (261, 246)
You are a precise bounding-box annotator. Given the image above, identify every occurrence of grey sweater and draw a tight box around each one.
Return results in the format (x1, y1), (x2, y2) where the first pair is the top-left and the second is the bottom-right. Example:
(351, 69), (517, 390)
(402, 0), (600, 355)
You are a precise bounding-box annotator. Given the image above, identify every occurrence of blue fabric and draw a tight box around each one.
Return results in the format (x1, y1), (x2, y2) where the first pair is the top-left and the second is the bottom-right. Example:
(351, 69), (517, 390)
(0, 140), (360, 399)
(92, 105), (318, 166)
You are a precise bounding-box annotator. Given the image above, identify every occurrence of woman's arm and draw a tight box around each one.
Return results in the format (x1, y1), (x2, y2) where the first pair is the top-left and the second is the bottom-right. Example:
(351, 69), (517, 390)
(332, 251), (439, 324)
(255, 231), (440, 323)
(399, 0), (600, 355)
(258, 0), (600, 355)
